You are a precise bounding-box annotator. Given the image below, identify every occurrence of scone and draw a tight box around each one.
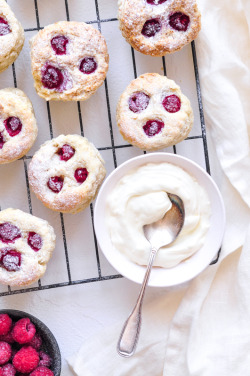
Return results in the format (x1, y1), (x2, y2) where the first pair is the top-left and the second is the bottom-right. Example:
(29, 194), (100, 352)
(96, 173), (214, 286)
(28, 135), (106, 214)
(118, 0), (201, 56)
(0, 88), (38, 164)
(0, 208), (56, 287)
(116, 73), (194, 151)
(0, 0), (24, 72)
(30, 21), (109, 101)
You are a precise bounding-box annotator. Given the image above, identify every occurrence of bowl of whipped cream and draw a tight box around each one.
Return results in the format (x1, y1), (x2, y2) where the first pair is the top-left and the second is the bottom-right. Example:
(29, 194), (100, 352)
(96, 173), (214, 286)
(94, 153), (225, 287)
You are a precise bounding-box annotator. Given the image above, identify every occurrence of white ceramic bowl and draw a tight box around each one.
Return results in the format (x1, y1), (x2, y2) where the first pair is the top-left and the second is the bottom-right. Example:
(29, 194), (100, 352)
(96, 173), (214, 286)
(94, 153), (225, 287)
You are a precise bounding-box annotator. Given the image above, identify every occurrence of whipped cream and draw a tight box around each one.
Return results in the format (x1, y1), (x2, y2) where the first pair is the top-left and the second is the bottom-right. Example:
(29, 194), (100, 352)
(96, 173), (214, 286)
(105, 162), (211, 268)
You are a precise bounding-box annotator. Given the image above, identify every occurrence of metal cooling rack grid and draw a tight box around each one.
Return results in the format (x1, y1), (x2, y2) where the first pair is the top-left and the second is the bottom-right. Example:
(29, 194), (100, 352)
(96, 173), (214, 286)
(0, 0), (218, 298)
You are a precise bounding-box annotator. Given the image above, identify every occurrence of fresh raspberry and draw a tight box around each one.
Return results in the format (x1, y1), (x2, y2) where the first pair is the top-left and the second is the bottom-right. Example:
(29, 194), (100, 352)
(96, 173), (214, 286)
(0, 315), (12, 336)
(0, 367), (2, 376)
(13, 346), (39, 374)
(30, 367), (54, 376)
(28, 333), (42, 351)
(0, 342), (11, 365)
(12, 318), (36, 344)
(0, 331), (14, 345)
(1, 363), (16, 376)
(38, 352), (52, 368)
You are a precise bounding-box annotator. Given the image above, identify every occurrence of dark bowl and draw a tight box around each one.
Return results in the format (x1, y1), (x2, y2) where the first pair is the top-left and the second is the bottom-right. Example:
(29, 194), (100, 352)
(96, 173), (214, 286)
(0, 309), (61, 375)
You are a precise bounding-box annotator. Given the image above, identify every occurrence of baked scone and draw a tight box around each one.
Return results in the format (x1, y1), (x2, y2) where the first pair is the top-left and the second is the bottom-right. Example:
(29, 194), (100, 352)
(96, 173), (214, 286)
(30, 21), (109, 101)
(116, 73), (194, 151)
(0, 88), (38, 164)
(0, 0), (24, 72)
(28, 135), (106, 214)
(118, 0), (201, 56)
(0, 208), (56, 287)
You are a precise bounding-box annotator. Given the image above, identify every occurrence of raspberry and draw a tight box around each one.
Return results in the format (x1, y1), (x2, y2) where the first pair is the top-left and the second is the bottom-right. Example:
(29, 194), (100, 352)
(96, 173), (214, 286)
(38, 352), (52, 368)
(47, 176), (64, 193)
(51, 35), (68, 55)
(28, 333), (42, 351)
(0, 315), (12, 336)
(0, 367), (2, 376)
(12, 319), (36, 344)
(0, 342), (11, 365)
(42, 65), (64, 90)
(30, 367), (54, 376)
(79, 57), (97, 74)
(57, 144), (75, 161)
(0, 331), (14, 345)
(1, 363), (16, 376)
(4, 117), (22, 137)
(13, 346), (39, 373)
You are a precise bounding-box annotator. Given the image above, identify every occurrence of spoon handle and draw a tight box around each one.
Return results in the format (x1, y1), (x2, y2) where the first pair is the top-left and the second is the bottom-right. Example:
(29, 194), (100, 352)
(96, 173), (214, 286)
(117, 247), (158, 357)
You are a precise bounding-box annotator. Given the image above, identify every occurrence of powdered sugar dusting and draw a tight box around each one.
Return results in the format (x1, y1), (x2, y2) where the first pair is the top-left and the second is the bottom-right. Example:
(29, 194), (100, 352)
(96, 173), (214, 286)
(2, 252), (21, 271)
(0, 209), (56, 286)
(0, 88), (38, 164)
(79, 57), (97, 74)
(0, 17), (11, 36)
(129, 92), (150, 113)
(28, 135), (106, 213)
(119, 0), (201, 56)
(30, 21), (108, 100)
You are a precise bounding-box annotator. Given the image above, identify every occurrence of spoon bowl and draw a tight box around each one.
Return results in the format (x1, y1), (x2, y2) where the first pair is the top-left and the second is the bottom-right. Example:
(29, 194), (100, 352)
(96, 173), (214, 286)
(117, 193), (185, 358)
(144, 193), (185, 250)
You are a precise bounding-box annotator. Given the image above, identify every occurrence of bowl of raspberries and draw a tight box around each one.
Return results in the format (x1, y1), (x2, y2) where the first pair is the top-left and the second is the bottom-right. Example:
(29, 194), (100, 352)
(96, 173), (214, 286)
(0, 309), (61, 375)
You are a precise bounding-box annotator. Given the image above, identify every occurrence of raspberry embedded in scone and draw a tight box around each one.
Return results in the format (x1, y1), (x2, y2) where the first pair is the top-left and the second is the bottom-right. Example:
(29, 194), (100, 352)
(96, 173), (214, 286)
(28, 135), (106, 214)
(0, 88), (38, 164)
(116, 73), (194, 151)
(0, 0), (25, 72)
(30, 21), (109, 101)
(0, 209), (56, 287)
(118, 0), (201, 56)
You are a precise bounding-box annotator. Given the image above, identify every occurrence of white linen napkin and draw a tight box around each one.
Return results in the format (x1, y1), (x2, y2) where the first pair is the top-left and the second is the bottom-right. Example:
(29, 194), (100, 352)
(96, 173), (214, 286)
(68, 0), (250, 374)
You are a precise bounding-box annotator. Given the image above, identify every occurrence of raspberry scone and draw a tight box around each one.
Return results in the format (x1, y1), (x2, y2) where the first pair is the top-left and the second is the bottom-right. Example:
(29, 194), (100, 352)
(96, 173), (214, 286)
(0, 0), (24, 72)
(118, 0), (201, 56)
(116, 73), (193, 151)
(0, 208), (56, 287)
(28, 135), (106, 214)
(30, 21), (109, 101)
(0, 88), (38, 164)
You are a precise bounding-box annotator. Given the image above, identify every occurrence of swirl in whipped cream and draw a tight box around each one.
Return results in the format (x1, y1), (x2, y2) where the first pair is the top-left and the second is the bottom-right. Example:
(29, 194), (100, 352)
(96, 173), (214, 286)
(105, 162), (211, 268)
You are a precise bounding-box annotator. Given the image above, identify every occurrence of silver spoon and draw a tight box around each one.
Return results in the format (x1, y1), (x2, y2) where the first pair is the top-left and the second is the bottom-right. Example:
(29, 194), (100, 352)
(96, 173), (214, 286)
(117, 193), (185, 358)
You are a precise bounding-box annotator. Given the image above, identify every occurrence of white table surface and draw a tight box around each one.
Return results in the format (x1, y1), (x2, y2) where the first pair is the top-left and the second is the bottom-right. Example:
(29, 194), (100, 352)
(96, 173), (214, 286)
(0, 1), (210, 374)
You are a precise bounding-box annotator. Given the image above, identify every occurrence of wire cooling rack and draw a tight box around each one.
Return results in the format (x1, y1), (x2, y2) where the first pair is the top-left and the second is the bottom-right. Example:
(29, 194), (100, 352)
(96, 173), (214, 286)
(0, 0), (218, 298)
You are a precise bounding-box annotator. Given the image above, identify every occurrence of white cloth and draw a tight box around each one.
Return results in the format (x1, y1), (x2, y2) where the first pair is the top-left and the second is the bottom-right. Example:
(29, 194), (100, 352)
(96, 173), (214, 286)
(68, 0), (250, 374)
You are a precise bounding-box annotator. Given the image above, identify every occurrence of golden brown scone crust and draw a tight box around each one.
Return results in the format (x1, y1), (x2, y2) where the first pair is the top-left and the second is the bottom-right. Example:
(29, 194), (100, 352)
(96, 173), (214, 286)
(30, 21), (109, 101)
(116, 73), (194, 151)
(28, 135), (106, 214)
(0, 88), (38, 164)
(118, 0), (201, 56)
(0, 208), (56, 287)
(0, 0), (24, 72)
